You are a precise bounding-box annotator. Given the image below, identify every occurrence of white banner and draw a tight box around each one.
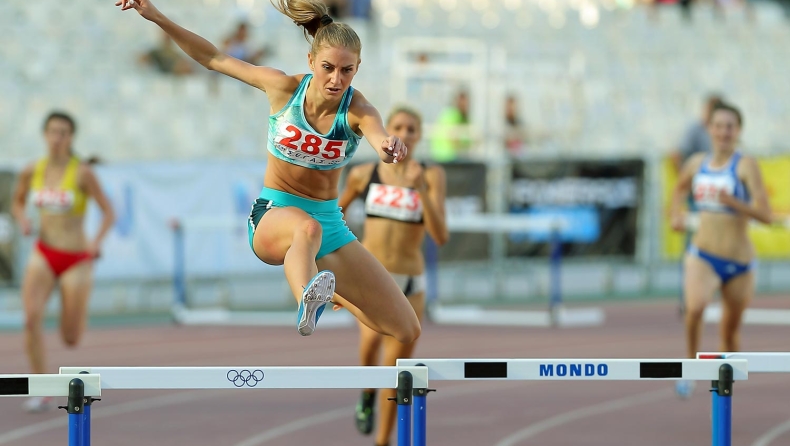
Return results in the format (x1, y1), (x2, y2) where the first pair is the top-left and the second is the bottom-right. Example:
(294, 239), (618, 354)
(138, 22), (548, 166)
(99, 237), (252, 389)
(83, 160), (276, 281)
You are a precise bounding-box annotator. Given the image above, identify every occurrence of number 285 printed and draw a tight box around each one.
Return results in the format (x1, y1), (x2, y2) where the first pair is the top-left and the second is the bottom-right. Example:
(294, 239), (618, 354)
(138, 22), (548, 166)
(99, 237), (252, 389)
(274, 124), (347, 162)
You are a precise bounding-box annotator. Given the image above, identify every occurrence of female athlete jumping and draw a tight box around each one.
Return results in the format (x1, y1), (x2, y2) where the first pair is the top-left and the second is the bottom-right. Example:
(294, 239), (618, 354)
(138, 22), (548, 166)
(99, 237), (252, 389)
(11, 112), (115, 412)
(339, 106), (448, 446)
(670, 102), (772, 398)
(115, 0), (421, 343)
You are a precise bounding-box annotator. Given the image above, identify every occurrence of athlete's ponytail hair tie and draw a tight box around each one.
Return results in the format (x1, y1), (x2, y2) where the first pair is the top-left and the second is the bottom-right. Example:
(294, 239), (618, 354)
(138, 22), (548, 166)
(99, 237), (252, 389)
(272, 0), (360, 54)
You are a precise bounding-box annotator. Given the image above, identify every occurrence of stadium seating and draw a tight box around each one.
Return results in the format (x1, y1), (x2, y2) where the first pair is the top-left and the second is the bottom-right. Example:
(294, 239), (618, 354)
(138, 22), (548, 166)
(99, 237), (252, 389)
(0, 0), (788, 163)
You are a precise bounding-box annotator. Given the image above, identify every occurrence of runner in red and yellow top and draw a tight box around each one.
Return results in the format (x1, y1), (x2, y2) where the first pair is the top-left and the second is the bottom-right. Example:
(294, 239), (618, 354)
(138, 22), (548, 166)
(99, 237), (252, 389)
(11, 111), (115, 413)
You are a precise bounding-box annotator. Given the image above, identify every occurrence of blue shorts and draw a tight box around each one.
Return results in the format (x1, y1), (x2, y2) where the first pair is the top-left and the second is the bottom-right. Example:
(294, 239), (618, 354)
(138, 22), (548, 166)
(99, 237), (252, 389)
(247, 187), (357, 260)
(688, 244), (753, 284)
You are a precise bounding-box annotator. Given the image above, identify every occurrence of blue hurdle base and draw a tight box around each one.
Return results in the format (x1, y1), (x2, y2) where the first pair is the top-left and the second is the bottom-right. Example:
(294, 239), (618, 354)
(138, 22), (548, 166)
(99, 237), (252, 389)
(66, 378), (86, 446)
(396, 371), (414, 446)
(711, 364), (734, 446)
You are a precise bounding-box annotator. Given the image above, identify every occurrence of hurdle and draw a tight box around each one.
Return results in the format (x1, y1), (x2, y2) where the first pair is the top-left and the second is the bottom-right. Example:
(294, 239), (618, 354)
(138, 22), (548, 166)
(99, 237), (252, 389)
(697, 351), (790, 373)
(697, 352), (790, 446)
(0, 358), (745, 446)
(422, 214), (606, 328)
(703, 304), (790, 326)
(169, 214), (605, 329)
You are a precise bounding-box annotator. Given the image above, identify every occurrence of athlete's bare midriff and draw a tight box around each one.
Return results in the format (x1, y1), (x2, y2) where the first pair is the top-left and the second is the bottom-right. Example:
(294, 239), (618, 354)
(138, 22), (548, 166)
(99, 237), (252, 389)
(692, 212), (754, 262)
(361, 218), (425, 276)
(38, 214), (88, 252)
(263, 153), (344, 201)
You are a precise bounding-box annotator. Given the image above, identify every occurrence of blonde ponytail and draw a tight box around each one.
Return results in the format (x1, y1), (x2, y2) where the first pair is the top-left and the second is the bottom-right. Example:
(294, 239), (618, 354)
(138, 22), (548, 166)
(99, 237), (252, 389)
(271, 0), (362, 57)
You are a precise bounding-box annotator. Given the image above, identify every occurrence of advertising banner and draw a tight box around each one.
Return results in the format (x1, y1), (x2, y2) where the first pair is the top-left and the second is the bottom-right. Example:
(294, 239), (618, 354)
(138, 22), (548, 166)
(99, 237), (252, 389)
(77, 160), (273, 280)
(0, 171), (15, 284)
(507, 159), (645, 258)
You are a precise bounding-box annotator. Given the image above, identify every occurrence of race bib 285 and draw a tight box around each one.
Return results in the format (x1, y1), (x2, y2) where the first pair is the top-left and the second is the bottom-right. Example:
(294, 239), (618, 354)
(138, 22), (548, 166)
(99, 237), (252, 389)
(273, 123), (348, 167)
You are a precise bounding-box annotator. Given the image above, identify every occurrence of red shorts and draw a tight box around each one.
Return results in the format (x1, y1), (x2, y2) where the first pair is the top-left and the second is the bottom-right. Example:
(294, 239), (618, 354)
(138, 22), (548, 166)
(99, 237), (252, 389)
(36, 240), (92, 277)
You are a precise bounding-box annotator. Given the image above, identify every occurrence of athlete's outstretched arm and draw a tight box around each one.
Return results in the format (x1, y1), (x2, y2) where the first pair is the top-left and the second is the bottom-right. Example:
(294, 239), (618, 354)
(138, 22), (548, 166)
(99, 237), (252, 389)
(721, 156), (772, 224)
(11, 164), (34, 236)
(80, 165), (116, 257)
(669, 153), (704, 232)
(351, 93), (407, 164)
(116, 0), (287, 92)
(420, 165), (449, 246)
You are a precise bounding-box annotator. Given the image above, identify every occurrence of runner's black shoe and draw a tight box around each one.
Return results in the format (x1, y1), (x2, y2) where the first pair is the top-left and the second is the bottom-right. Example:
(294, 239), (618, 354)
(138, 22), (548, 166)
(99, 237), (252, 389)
(355, 390), (376, 435)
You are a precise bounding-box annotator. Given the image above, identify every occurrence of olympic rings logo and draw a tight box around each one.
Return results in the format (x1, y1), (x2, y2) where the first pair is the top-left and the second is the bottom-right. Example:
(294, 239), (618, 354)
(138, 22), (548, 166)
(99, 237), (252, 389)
(226, 369), (265, 387)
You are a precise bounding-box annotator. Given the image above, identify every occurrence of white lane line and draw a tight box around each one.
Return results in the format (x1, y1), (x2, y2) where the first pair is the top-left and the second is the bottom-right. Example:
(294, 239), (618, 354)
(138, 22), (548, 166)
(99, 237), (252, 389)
(751, 419), (790, 446)
(494, 388), (673, 446)
(232, 381), (534, 446)
(0, 390), (224, 444)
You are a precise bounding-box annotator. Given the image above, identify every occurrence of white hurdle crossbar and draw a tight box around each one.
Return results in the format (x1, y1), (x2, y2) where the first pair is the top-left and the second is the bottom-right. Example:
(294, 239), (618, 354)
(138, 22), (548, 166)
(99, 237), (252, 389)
(703, 304), (790, 326)
(55, 359), (748, 389)
(396, 358), (747, 381)
(697, 352), (790, 373)
(59, 366), (429, 390)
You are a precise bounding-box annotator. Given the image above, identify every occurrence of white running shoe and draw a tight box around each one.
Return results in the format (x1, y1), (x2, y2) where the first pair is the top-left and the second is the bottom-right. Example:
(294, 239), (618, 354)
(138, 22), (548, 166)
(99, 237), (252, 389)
(23, 396), (53, 413)
(297, 270), (335, 336)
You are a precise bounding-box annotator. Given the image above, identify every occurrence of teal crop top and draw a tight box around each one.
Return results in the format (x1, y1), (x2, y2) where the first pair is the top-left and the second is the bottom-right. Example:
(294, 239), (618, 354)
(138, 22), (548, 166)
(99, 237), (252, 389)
(267, 74), (362, 170)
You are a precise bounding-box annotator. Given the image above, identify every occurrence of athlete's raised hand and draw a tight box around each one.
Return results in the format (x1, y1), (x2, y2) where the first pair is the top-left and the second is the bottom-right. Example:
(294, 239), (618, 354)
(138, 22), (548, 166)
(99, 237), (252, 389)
(381, 135), (407, 164)
(19, 218), (33, 237)
(115, 0), (162, 21)
(670, 212), (686, 232)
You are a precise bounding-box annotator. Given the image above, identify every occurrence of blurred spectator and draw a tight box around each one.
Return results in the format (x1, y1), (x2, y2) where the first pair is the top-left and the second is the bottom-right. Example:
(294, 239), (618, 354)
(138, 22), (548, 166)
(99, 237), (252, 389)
(138, 32), (194, 76)
(323, 0), (350, 18)
(86, 156), (103, 166)
(670, 93), (724, 173)
(222, 22), (268, 65)
(430, 90), (473, 162)
(504, 94), (529, 157)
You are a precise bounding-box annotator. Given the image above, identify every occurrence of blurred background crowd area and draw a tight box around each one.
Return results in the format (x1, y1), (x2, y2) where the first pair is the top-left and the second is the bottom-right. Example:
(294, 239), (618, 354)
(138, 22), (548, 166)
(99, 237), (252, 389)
(1, 0), (789, 164)
(1, 0), (789, 316)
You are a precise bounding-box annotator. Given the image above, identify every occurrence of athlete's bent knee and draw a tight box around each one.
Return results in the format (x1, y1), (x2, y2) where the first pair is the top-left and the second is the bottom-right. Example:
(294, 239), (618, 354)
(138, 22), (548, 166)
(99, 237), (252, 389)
(684, 304), (705, 322)
(393, 320), (421, 344)
(61, 328), (82, 348)
(24, 313), (44, 333)
(298, 218), (323, 241)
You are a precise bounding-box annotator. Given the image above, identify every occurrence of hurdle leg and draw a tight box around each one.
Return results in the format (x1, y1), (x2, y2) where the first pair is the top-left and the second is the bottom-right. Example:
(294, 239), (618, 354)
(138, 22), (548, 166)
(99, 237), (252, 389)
(711, 364), (734, 446)
(79, 371), (99, 446)
(412, 362), (428, 446)
(67, 378), (85, 446)
(172, 220), (187, 321)
(711, 379), (720, 446)
(549, 226), (562, 326)
(83, 398), (101, 446)
(413, 388), (426, 446)
(396, 371), (413, 446)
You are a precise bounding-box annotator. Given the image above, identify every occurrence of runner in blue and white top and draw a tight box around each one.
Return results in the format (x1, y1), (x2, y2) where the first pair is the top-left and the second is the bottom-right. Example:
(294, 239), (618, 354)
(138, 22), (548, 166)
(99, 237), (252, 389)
(670, 102), (773, 399)
(116, 0), (421, 343)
